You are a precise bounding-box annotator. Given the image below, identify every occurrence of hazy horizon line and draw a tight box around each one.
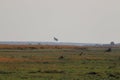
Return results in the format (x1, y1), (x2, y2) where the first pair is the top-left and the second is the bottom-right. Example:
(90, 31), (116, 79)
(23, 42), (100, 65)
(0, 40), (119, 44)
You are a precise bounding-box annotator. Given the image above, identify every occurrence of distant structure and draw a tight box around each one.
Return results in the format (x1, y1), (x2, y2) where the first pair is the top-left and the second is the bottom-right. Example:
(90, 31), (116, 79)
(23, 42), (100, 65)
(54, 37), (58, 42)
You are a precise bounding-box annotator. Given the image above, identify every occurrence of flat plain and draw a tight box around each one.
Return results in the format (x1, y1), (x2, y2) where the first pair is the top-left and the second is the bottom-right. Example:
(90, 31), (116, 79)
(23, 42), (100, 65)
(0, 45), (119, 80)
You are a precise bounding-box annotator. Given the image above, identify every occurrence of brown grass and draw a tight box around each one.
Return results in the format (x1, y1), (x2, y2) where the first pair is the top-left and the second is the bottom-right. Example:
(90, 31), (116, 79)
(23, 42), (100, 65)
(0, 57), (26, 62)
(0, 44), (87, 50)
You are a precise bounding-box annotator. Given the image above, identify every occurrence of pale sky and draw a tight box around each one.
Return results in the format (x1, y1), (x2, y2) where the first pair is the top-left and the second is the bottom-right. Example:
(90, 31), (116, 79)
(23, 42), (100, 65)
(0, 0), (120, 43)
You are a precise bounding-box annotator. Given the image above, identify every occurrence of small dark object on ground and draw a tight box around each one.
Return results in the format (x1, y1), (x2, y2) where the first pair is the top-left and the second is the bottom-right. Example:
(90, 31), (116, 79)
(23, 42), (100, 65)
(59, 56), (64, 59)
(108, 74), (116, 78)
(43, 70), (64, 73)
(79, 52), (83, 56)
(105, 48), (112, 52)
(43, 62), (49, 64)
(87, 72), (97, 75)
